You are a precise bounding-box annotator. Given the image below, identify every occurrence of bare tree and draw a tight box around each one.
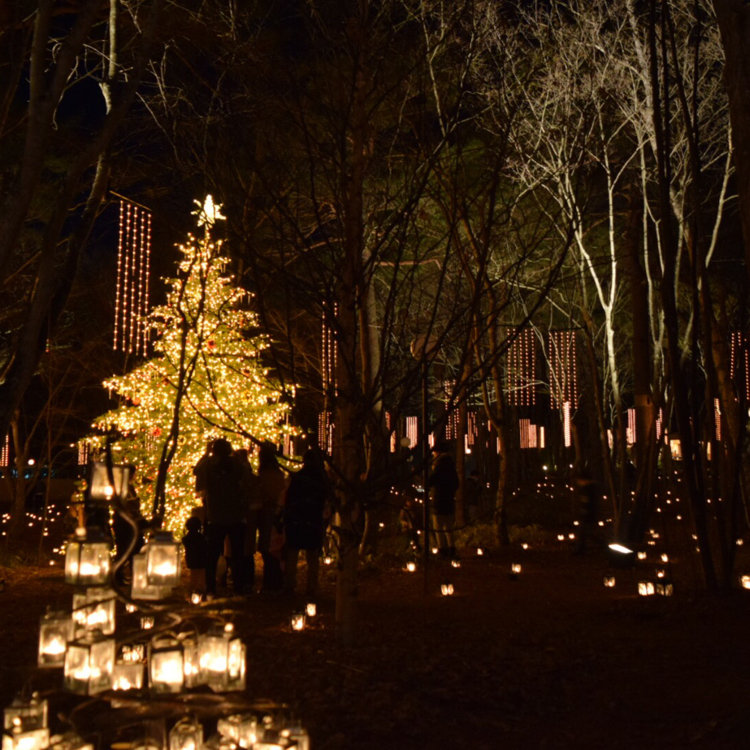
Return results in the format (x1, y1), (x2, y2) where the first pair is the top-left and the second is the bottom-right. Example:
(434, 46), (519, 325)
(0, 0), (164, 446)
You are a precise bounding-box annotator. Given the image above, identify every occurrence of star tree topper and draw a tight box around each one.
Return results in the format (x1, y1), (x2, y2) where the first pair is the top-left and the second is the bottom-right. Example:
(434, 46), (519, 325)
(192, 194), (226, 230)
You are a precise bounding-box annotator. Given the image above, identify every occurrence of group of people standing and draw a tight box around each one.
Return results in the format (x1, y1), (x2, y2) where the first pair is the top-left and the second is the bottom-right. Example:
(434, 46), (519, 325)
(186, 439), (329, 600)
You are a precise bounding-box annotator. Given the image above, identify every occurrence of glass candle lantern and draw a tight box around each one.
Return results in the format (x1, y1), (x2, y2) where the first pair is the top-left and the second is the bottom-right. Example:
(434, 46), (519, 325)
(180, 635), (202, 689)
(199, 624), (243, 691)
(279, 723), (310, 750)
(404, 561), (416, 573)
(111, 662), (144, 691)
(290, 612), (305, 632)
(63, 632), (115, 694)
(4, 696), (47, 734)
(440, 583), (454, 596)
(120, 642), (146, 664)
(510, 563), (522, 578)
(72, 589), (116, 636)
(655, 580), (674, 597)
(740, 574), (750, 590)
(64, 528), (111, 587)
(305, 602), (317, 618)
(149, 637), (184, 693)
(226, 640), (246, 692)
(217, 714), (259, 749)
(38, 611), (74, 667)
(2, 728), (50, 750)
(603, 575), (616, 588)
(638, 581), (655, 597)
(169, 717), (203, 750)
(131, 554), (171, 601)
(145, 532), (181, 588)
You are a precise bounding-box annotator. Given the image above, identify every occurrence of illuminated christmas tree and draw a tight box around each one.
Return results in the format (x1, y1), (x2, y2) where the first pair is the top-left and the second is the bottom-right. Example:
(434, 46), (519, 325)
(87, 196), (294, 535)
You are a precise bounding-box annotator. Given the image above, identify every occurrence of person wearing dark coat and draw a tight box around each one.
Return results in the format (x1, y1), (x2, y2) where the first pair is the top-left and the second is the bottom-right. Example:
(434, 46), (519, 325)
(256, 442), (287, 592)
(200, 438), (248, 596)
(427, 445), (459, 558)
(283, 448), (328, 597)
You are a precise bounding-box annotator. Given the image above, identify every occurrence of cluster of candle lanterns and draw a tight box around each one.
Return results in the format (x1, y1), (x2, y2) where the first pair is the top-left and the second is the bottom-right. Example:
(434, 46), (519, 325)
(5, 462), (310, 750)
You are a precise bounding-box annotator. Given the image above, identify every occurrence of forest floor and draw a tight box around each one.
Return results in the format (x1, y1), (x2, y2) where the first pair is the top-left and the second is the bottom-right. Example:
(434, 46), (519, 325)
(2, 505), (750, 749)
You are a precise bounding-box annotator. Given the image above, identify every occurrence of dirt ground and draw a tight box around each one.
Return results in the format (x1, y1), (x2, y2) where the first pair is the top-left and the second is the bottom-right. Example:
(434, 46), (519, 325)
(2, 519), (750, 750)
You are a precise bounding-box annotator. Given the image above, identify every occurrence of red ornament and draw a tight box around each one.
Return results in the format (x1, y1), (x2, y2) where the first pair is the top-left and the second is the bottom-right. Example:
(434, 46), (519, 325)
(207, 340), (216, 350)
(153, 427), (162, 437)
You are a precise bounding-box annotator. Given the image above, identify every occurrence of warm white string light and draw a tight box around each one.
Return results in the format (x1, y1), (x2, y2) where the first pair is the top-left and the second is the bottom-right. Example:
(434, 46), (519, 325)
(507, 328), (536, 406)
(1, 434), (8, 467)
(406, 416), (418, 448)
(114, 197), (152, 356)
(730, 331), (749, 401)
(714, 398), (721, 442)
(627, 407), (636, 446)
(443, 380), (460, 439)
(549, 330), (578, 410)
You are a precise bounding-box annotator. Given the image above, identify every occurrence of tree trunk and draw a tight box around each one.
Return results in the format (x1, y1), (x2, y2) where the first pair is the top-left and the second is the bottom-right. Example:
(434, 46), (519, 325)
(713, 0), (750, 287)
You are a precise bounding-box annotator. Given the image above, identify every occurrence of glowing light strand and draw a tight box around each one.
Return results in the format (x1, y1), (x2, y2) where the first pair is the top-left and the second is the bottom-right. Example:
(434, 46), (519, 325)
(730, 331), (750, 402)
(1, 434), (8, 467)
(507, 328), (536, 406)
(113, 198), (152, 356)
(549, 330), (578, 410)
(443, 380), (459, 439)
(113, 201), (125, 351)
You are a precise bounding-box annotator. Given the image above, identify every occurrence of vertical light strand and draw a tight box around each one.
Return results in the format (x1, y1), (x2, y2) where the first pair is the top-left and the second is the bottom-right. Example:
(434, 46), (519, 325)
(443, 380), (458, 439)
(127, 205), (139, 353)
(142, 211), (152, 355)
(113, 196), (152, 355)
(507, 329), (536, 406)
(406, 416), (418, 449)
(77, 442), (89, 467)
(0, 434), (8, 467)
(627, 408), (636, 446)
(549, 330), (578, 411)
(321, 302), (338, 397)
(714, 398), (721, 442)
(113, 200), (126, 350)
(655, 408), (663, 443)
(731, 331), (750, 402)
(123, 202), (133, 351)
(563, 401), (572, 448)
(136, 207), (147, 355)
(467, 412), (477, 447)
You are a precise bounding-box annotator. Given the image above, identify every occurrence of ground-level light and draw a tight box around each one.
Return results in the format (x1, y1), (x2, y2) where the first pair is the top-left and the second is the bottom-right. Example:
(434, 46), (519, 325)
(638, 581), (655, 597)
(169, 717), (203, 750)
